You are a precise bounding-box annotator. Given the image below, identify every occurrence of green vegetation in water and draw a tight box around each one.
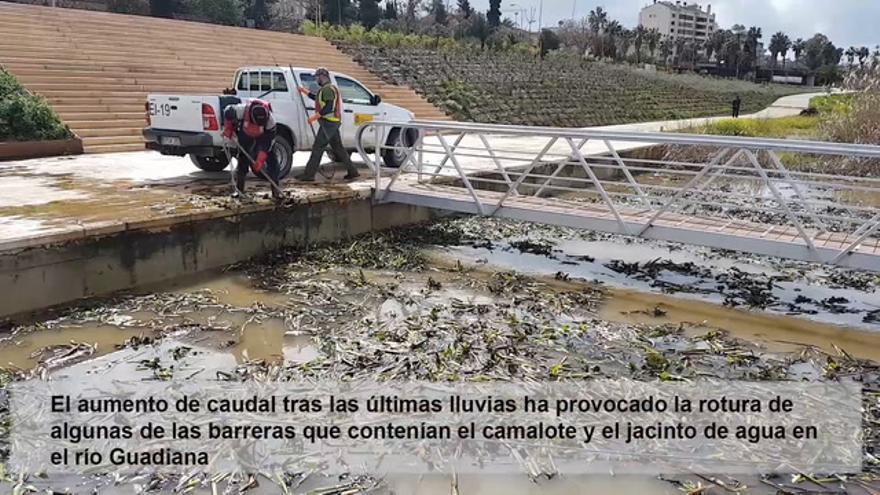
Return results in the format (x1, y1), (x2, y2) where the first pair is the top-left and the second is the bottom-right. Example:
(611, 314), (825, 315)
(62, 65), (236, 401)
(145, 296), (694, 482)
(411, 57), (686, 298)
(0, 69), (72, 142)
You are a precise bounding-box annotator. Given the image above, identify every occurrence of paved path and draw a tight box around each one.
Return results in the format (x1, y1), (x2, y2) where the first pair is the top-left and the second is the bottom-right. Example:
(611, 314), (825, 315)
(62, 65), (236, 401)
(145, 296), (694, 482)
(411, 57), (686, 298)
(0, 92), (825, 249)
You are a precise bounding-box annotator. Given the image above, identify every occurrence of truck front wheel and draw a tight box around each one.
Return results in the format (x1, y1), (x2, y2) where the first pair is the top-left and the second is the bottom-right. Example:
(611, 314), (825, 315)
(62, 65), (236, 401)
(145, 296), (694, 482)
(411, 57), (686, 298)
(382, 127), (416, 168)
(190, 154), (230, 172)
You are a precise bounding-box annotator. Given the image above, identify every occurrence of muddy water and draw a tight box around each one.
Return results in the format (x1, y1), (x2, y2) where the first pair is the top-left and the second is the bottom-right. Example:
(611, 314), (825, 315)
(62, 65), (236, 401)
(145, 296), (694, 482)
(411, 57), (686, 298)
(601, 288), (880, 361)
(0, 273), (318, 373)
(0, 225), (877, 494)
(436, 237), (880, 330)
(0, 325), (147, 369)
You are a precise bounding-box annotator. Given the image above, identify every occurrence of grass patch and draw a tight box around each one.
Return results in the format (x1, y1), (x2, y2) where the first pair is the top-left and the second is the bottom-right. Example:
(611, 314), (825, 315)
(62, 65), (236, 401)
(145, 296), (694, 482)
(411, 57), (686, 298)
(682, 116), (820, 139)
(809, 93), (854, 115)
(677, 94), (855, 140)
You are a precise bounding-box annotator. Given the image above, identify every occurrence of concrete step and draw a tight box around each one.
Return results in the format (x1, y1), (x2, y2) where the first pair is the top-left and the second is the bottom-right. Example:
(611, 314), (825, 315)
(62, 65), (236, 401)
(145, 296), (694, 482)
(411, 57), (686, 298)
(76, 127), (144, 138)
(82, 135), (145, 146)
(59, 111), (145, 121)
(54, 104), (145, 113)
(65, 119), (145, 129)
(84, 142), (147, 154)
(48, 96), (150, 105)
(27, 83), (222, 93)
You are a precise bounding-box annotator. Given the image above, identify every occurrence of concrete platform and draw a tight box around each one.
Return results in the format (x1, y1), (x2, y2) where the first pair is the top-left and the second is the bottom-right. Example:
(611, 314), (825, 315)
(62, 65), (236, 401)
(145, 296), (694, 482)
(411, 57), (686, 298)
(0, 152), (440, 317)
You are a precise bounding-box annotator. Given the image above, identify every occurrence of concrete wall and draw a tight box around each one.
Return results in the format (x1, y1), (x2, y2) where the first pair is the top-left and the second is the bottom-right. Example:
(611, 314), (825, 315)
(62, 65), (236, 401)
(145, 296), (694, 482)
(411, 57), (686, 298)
(0, 198), (437, 318)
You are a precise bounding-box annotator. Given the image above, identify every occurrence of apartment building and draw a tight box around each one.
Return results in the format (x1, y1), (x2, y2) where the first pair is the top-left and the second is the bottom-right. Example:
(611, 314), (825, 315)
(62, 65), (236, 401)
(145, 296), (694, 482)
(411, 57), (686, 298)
(638, 0), (718, 43)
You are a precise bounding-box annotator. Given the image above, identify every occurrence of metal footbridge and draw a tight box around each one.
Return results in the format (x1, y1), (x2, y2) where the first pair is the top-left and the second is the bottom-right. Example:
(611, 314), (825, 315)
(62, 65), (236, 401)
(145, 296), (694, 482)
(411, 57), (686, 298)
(356, 121), (880, 271)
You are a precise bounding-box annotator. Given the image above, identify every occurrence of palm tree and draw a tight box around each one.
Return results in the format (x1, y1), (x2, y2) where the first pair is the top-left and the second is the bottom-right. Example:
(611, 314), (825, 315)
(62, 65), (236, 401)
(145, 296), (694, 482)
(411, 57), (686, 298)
(673, 37), (686, 66)
(587, 6), (607, 58)
(792, 38), (805, 62)
(617, 28), (634, 62)
(604, 20), (623, 59)
(845, 46), (857, 67)
(779, 36), (791, 68)
(659, 38), (672, 65)
(858, 46), (870, 68)
(647, 29), (661, 62)
(706, 30), (726, 62)
(768, 31), (790, 67)
(633, 25), (647, 64)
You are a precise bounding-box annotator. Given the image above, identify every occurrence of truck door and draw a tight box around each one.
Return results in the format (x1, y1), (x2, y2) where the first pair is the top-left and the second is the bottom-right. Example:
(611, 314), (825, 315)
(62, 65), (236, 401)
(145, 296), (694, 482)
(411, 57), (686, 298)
(333, 75), (380, 149)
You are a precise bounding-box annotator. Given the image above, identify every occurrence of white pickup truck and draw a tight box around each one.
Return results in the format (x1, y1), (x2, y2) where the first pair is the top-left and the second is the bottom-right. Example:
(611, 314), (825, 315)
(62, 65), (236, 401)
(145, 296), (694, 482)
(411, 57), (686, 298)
(143, 66), (417, 178)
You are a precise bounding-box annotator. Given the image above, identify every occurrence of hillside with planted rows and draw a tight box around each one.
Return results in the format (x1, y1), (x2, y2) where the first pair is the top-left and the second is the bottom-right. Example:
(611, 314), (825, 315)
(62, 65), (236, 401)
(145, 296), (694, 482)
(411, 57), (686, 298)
(338, 44), (809, 127)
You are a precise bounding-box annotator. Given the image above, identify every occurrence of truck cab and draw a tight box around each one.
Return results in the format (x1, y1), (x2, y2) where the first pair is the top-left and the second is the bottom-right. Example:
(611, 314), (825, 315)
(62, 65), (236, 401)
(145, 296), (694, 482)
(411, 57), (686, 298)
(143, 67), (416, 178)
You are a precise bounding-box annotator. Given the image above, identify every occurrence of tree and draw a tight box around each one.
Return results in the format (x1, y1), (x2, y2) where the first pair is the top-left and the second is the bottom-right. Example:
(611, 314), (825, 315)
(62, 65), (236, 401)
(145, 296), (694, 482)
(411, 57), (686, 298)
(427, 0), (446, 25)
(539, 28), (560, 59)
(557, 18), (591, 57)
(383, 0), (397, 19)
(240, 0), (273, 27)
(673, 36), (685, 65)
(707, 30), (726, 62)
(487, 0), (501, 28)
(659, 38), (671, 65)
(646, 28), (660, 62)
(457, 0), (471, 18)
(804, 33), (832, 70)
(359, 0), (381, 28)
(587, 6), (607, 58)
(792, 38), (805, 61)
(403, 0), (422, 27)
(603, 20), (622, 59)
(469, 12), (490, 49)
(633, 25), (646, 64)
(324, 0), (355, 24)
(768, 31), (790, 67)
(742, 26), (762, 73)
(846, 46), (858, 67)
(858, 46), (870, 68)
(149, 0), (175, 18)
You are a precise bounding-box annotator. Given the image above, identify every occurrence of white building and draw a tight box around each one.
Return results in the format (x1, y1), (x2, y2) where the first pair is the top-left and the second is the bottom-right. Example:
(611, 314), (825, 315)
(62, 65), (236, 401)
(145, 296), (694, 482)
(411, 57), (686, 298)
(638, 1), (718, 44)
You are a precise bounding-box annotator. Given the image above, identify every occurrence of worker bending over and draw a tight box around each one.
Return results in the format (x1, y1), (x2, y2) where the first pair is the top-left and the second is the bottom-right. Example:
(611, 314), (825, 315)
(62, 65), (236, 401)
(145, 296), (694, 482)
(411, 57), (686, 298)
(296, 67), (360, 182)
(222, 99), (283, 201)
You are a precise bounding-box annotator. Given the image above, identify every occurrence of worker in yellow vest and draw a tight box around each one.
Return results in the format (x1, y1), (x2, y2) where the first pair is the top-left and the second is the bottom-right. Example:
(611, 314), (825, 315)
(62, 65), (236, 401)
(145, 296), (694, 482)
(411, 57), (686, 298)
(296, 67), (359, 182)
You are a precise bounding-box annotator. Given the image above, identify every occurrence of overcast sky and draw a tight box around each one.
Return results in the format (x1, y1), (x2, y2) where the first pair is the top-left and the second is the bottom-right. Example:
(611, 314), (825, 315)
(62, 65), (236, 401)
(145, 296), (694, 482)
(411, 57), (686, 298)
(463, 0), (879, 50)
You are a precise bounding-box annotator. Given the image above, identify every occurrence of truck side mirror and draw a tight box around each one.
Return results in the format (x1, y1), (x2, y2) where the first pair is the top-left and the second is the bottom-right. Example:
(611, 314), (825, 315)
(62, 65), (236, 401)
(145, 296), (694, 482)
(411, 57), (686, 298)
(370, 94), (382, 105)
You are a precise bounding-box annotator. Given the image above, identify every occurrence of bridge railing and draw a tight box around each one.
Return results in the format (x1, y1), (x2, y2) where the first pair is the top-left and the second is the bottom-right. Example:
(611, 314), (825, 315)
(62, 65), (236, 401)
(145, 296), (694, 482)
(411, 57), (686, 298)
(355, 120), (880, 270)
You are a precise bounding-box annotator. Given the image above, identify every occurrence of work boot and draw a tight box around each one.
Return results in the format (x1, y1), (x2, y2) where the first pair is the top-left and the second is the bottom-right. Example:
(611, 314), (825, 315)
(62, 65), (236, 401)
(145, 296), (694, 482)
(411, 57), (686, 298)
(343, 171), (360, 181)
(294, 174), (315, 182)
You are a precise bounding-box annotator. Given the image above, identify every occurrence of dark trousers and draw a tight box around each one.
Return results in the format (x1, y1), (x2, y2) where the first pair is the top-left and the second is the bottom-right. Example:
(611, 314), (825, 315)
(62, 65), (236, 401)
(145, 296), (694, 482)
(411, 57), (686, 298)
(732, 105), (741, 118)
(235, 131), (279, 191)
(302, 121), (357, 179)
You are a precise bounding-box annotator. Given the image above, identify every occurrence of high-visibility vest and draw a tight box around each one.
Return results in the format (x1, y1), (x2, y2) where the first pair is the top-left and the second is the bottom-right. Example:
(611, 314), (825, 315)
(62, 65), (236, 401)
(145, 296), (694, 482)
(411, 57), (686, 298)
(316, 85), (341, 123)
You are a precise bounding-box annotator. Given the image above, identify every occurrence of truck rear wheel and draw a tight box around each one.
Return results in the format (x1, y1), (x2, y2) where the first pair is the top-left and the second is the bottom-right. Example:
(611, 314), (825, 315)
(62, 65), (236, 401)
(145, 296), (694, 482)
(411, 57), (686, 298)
(190, 154), (229, 172)
(268, 134), (294, 180)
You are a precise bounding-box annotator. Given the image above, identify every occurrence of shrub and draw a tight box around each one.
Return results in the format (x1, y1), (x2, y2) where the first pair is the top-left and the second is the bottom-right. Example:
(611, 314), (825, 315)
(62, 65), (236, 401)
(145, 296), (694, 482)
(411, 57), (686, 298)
(0, 94), (72, 142)
(0, 70), (72, 142)
(817, 65), (880, 146)
(0, 70), (23, 100)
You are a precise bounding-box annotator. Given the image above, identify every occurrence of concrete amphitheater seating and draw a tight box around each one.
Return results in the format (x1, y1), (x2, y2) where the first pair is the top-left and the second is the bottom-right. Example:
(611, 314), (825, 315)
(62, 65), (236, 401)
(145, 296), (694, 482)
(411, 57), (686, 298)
(0, 1), (449, 153)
